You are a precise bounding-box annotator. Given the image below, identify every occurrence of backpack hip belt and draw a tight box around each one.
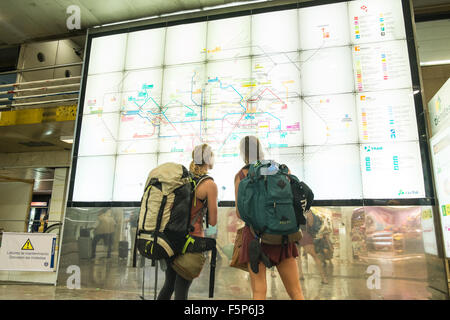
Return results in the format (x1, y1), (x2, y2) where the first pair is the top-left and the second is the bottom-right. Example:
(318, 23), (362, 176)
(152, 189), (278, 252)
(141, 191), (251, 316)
(249, 226), (302, 245)
(139, 232), (175, 257)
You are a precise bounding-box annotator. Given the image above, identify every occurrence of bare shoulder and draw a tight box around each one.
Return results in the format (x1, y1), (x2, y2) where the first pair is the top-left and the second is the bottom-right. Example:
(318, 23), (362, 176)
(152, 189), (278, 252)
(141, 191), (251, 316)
(202, 177), (217, 189)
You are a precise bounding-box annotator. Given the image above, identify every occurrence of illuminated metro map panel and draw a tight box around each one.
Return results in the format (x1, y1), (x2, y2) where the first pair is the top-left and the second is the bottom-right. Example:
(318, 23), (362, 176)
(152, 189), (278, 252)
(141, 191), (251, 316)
(72, 0), (426, 202)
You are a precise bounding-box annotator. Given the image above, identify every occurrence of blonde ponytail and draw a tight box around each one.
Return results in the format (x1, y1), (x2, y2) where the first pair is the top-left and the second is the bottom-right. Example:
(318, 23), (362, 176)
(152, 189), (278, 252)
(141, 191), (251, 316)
(189, 161), (209, 177)
(190, 144), (214, 177)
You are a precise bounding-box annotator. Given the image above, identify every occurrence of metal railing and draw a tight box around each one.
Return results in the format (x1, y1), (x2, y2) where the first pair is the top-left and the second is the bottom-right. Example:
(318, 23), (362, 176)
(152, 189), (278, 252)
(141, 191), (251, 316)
(0, 63), (82, 110)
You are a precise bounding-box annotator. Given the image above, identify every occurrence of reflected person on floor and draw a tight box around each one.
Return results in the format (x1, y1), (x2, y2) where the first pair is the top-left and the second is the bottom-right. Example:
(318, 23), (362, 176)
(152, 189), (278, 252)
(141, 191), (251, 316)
(297, 210), (328, 284)
(92, 209), (116, 259)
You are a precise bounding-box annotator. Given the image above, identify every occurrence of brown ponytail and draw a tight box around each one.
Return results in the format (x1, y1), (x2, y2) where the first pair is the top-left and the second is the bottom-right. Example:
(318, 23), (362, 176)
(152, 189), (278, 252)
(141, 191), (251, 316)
(239, 136), (264, 165)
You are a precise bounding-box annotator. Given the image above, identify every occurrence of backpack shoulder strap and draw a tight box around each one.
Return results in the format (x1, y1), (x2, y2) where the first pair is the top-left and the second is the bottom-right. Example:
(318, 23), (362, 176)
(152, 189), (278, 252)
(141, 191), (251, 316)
(192, 174), (213, 204)
(191, 174), (213, 228)
(238, 165), (250, 180)
(194, 174), (213, 188)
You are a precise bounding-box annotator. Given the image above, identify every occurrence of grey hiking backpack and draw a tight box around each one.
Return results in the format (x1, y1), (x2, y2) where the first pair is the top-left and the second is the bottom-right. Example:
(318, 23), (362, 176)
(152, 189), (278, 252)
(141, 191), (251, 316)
(132, 162), (217, 298)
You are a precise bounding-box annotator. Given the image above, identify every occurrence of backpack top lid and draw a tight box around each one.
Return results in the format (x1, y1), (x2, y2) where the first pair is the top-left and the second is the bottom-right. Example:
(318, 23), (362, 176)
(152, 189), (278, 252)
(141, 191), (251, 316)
(247, 160), (288, 178)
(146, 162), (191, 195)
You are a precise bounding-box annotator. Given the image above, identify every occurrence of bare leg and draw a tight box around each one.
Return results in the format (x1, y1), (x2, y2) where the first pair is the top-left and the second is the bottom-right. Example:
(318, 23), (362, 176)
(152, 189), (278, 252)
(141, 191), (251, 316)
(248, 262), (267, 300)
(276, 257), (305, 300)
(304, 244), (328, 284)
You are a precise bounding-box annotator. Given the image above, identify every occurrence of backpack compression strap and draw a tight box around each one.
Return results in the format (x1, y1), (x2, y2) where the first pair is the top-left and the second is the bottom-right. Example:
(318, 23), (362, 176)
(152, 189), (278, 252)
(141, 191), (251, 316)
(151, 195), (168, 256)
(132, 181), (154, 268)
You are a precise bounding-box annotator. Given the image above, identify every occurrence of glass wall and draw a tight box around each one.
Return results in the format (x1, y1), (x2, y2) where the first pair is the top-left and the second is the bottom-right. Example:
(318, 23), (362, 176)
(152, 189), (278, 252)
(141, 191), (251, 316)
(57, 205), (445, 299)
(57, 207), (142, 293)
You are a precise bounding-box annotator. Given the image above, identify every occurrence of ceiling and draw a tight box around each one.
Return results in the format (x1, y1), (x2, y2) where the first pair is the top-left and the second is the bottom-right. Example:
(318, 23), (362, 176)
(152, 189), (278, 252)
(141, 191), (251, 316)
(0, 121), (68, 190)
(0, 0), (246, 47)
(0, 121), (74, 153)
(0, 167), (55, 193)
(0, 0), (449, 156)
(413, 0), (450, 5)
(0, 0), (449, 47)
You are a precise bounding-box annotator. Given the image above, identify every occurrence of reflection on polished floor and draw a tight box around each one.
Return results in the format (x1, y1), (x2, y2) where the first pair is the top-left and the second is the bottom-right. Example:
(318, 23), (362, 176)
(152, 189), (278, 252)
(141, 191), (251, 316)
(6, 205), (442, 300)
(0, 250), (438, 300)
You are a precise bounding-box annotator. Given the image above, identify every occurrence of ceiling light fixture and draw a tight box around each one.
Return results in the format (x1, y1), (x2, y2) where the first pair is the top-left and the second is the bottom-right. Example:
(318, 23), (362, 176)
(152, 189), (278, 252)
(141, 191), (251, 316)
(60, 136), (74, 144)
(159, 9), (203, 18)
(93, 16), (159, 28)
(420, 60), (450, 67)
(92, 0), (270, 29)
(203, 0), (269, 11)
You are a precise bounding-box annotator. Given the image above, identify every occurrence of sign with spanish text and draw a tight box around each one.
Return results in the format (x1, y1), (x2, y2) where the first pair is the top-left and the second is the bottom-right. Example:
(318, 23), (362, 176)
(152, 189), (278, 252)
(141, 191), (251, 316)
(0, 232), (57, 272)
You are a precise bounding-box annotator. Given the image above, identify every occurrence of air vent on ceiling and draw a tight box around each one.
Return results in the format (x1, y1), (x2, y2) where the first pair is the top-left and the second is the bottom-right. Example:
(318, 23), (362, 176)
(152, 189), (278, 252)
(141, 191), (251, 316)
(19, 141), (55, 147)
(0, 46), (20, 72)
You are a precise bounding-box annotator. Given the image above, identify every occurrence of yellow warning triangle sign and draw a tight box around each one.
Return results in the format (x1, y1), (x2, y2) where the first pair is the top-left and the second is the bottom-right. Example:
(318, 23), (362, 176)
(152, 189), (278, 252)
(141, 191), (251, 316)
(21, 239), (34, 250)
